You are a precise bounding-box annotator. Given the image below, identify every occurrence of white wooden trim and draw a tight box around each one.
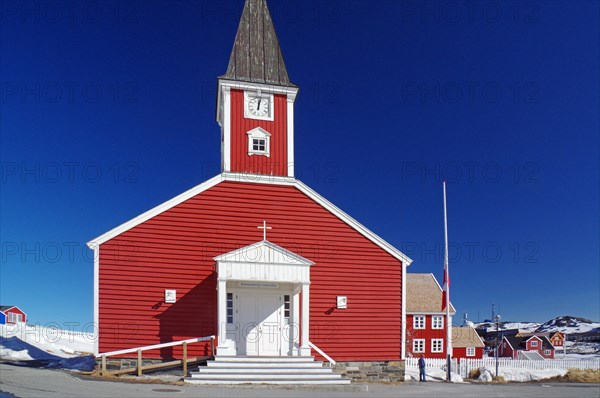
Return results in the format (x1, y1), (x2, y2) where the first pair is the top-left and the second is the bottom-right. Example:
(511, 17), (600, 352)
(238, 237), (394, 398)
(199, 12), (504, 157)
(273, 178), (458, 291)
(247, 127), (271, 157)
(87, 175), (223, 247)
(294, 180), (413, 265)
(100, 335), (214, 357)
(286, 94), (295, 177)
(93, 244), (99, 356)
(401, 262), (407, 360)
(432, 315), (444, 329)
(308, 341), (335, 366)
(223, 86), (231, 172)
(300, 282), (310, 356)
(243, 91), (274, 121)
(413, 315), (426, 329)
(407, 311), (457, 316)
(87, 173), (413, 267)
(221, 171), (296, 185)
(218, 79), (299, 97)
(412, 338), (425, 353)
(431, 338), (444, 353)
(214, 240), (314, 266)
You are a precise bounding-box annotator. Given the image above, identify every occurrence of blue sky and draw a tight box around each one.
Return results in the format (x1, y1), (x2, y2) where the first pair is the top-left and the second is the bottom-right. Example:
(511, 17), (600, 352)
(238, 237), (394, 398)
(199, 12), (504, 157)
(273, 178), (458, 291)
(1, 0), (598, 329)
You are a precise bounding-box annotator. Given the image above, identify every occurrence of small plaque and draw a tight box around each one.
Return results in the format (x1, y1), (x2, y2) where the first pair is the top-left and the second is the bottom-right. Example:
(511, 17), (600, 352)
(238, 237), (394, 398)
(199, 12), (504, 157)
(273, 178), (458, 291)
(337, 296), (347, 309)
(165, 289), (176, 303)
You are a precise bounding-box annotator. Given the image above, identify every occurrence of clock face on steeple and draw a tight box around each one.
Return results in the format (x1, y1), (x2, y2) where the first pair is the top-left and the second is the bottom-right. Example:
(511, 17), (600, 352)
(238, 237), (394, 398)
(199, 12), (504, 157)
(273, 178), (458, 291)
(244, 92), (273, 121)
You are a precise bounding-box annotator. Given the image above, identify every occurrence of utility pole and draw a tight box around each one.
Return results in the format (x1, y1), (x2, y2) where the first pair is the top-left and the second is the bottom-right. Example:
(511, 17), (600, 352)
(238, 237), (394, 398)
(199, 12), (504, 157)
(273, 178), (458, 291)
(495, 314), (501, 378)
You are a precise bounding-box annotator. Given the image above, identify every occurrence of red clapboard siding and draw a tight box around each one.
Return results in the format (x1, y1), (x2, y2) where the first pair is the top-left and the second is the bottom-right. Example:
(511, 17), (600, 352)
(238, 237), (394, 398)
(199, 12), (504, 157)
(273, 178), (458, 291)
(229, 90), (288, 176)
(406, 315), (448, 358)
(98, 180), (403, 361)
(453, 347), (484, 360)
(3, 307), (26, 323)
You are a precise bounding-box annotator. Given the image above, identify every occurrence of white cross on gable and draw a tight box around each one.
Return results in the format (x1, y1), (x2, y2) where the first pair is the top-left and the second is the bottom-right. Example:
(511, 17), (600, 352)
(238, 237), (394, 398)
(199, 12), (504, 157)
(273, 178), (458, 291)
(257, 221), (272, 241)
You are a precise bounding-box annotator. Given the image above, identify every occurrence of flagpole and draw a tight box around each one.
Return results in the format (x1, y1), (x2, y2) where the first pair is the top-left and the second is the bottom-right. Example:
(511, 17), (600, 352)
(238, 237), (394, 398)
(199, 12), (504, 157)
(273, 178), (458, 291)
(443, 181), (452, 382)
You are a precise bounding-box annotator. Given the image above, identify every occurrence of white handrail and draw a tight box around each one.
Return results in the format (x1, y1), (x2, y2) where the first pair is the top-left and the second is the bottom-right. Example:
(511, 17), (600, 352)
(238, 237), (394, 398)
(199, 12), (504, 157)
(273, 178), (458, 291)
(100, 335), (215, 357)
(308, 341), (336, 366)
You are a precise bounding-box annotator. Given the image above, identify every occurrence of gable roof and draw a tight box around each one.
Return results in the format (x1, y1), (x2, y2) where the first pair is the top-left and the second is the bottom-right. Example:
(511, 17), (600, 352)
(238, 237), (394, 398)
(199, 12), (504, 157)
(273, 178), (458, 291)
(221, 0), (294, 87)
(214, 240), (314, 265)
(517, 351), (546, 360)
(452, 326), (485, 348)
(406, 273), (456, 313)
(87, 173), (413, 265)
(0, 305), (26, 316)
(504, 334), (554, 351)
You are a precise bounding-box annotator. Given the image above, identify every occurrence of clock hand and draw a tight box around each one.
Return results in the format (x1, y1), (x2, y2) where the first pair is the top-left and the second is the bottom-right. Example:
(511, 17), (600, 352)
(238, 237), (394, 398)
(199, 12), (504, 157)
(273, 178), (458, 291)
(257, 99), (261, 110)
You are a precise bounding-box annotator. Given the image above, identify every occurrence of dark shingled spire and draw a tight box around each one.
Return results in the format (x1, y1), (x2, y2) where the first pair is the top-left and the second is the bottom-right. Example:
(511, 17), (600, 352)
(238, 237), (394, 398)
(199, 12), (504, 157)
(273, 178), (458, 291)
(221, 0), (295, 87)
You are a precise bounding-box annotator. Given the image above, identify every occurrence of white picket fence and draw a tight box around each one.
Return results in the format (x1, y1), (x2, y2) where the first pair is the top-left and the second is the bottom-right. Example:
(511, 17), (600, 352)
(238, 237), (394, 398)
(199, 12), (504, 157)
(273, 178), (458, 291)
(406, 357), (600, 379)
(406, 358), (459, 374)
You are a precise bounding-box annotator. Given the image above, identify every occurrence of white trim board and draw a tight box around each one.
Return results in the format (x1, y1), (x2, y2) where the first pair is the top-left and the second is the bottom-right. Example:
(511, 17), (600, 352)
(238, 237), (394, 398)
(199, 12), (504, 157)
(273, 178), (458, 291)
(86, 173), (413, 265)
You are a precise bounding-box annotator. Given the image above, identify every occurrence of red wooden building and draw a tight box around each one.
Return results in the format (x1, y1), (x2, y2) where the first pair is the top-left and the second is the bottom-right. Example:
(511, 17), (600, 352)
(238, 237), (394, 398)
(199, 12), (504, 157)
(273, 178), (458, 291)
(0, 305), (26, 325)
(405, 273), (456, 359)
(499, 334), (555, 359)
(87, 0), (413, 369)
(452, 326), (485, 360)
(548, 331), (565, 348)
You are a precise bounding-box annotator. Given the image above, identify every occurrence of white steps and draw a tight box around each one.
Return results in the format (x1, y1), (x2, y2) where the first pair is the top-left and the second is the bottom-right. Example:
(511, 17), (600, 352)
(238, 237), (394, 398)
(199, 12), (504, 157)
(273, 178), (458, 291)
(185, 356), (351, 385)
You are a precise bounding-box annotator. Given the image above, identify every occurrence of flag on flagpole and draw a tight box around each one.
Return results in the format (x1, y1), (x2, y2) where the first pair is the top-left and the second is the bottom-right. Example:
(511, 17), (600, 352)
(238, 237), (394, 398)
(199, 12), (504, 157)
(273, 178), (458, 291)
(441, 180), (450, 312)
(441, 262), (449, 311)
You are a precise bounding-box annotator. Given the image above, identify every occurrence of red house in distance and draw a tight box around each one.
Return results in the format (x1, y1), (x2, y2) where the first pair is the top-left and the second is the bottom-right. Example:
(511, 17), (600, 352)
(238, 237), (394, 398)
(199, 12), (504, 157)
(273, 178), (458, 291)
(0, 306), (26, 325)
(452, 326), (485, 360)
(499, 334), (555, 359)
(405, 273), (456, 359)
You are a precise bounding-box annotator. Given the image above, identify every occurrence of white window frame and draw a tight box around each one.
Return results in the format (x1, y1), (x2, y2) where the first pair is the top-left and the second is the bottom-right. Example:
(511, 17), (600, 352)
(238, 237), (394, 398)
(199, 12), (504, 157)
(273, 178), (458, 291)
(544, 349), (551, 355)
(244, 91), (274, 121)
(7, 312), (22, 323)
(431, 339), (443, 353)
(530, 340), (538, 347)
(413, 339), (425, 353)
(413, 315), (425, 329)
(247, 127), (271, 157)
(466, 347), (476, 357)
(432, 316), (444, 329)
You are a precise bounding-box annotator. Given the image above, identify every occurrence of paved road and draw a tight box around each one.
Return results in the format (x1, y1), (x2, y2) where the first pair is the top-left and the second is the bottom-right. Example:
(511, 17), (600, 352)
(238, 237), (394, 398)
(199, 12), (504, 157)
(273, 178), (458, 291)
(1, 364), (599, 398)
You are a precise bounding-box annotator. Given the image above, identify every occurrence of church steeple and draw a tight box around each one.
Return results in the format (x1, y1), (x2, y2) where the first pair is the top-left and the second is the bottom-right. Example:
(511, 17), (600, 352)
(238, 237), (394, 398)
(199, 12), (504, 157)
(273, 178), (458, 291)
(217, 0), (298, 179)
(222, 0), (295, 87)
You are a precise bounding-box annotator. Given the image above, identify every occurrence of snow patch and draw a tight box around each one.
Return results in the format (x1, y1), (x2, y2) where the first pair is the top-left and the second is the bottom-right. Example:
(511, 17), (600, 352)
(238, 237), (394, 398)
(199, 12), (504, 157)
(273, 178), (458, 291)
(404, 367), (464, 383)
(477, 366), (567, 382)
(0, 324), (95, 371)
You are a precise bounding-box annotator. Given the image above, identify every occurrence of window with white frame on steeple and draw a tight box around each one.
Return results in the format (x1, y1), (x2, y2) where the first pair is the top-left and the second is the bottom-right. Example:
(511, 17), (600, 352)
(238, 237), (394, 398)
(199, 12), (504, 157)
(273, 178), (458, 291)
(247, 127), (271, 157)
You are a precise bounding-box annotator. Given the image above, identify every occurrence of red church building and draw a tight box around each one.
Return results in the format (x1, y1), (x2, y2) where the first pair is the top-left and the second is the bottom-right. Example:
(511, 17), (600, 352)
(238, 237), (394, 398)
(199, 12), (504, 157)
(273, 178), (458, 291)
(88, 0), (413, 383)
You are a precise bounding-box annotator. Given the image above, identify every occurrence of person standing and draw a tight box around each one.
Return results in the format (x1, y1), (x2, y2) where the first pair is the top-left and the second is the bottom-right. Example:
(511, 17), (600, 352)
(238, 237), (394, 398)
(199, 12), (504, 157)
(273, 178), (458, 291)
(418, 355), (427, 382)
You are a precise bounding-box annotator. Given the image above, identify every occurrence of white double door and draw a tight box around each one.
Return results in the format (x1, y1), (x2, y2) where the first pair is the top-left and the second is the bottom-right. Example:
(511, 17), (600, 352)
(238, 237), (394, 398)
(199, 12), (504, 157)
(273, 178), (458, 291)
(236, 292), (283, 356)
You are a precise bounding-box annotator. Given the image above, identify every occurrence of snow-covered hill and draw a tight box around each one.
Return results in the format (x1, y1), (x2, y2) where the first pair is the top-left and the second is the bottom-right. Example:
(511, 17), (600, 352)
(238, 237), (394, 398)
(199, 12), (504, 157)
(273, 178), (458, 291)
(475, 315), (600, 335)
(0, 323), (95, 370)
(535, 316), (600, 334)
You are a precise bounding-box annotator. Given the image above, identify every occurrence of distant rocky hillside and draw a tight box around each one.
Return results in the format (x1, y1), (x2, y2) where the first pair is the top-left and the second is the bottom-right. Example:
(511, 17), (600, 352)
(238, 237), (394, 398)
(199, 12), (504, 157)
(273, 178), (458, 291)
(475, 315), (600, 335)
(535, 316), (600, 334)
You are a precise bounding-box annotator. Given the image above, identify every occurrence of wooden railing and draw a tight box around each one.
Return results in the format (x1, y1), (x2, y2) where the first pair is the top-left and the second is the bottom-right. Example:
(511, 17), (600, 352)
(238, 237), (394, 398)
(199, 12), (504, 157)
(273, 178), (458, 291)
(99, 335), (215, 377)
(308, 341), (336, 366)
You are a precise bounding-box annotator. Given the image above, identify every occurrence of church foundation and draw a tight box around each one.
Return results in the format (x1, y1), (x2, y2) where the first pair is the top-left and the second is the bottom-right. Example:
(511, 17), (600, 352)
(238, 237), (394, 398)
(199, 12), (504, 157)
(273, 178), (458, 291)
(333, 360), (405, 382)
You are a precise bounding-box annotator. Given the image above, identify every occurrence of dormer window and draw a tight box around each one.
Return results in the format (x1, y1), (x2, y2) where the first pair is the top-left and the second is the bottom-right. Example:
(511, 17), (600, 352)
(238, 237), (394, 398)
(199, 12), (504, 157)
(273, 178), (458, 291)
(247, 127), (271, 157)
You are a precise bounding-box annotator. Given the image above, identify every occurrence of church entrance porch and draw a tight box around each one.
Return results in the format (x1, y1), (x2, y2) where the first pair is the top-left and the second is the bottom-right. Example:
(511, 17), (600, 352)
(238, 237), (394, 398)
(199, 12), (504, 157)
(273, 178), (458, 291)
(213, 238), (314, 357)
(226, 283), (295, 356)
